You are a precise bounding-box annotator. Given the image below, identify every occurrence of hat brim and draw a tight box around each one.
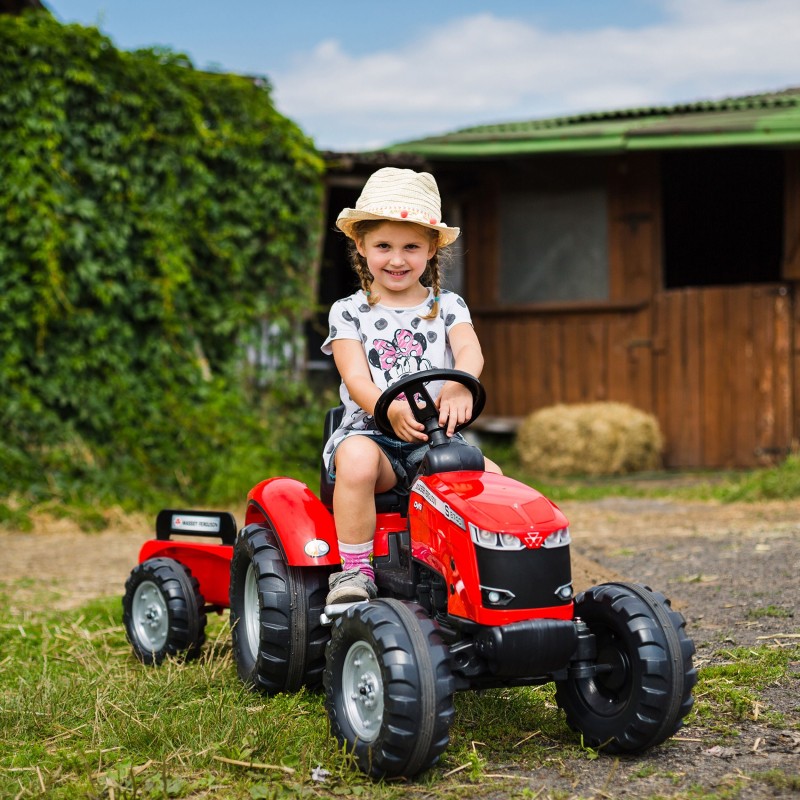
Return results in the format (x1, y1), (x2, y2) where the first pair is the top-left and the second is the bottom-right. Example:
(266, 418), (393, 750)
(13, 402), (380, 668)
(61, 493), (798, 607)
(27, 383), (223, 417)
(336, 209), (460, 247)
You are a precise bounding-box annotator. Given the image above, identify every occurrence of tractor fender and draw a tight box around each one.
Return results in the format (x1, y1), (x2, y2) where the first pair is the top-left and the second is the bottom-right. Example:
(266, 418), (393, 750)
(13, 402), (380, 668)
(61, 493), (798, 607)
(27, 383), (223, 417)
(244, 477), (340, 567)
(138, 540), (233, 608)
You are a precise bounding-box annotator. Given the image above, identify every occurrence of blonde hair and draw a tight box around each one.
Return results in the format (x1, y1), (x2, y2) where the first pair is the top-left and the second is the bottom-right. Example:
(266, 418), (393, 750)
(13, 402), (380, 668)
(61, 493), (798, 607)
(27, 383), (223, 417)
(347, 219), (444, 321)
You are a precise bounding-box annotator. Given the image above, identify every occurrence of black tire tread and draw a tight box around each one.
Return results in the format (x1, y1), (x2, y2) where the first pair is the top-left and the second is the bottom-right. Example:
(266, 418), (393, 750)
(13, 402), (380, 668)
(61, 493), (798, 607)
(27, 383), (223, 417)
(555, 581), (696, 753)
(230, 524), (331, 694)
(324, 599), (455, 778)
(122, 557), (206, 665)
(634, 584), (698, 730)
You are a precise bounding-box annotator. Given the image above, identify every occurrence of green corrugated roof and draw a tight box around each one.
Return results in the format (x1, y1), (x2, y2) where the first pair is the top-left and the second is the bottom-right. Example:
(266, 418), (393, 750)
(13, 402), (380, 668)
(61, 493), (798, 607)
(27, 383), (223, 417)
(386, 87), (800, 158)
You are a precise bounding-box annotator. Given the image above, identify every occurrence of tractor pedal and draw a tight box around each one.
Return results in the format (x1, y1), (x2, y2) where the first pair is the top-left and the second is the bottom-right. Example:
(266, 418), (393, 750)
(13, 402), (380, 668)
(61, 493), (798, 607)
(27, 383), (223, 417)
(321, 600), (370, 626)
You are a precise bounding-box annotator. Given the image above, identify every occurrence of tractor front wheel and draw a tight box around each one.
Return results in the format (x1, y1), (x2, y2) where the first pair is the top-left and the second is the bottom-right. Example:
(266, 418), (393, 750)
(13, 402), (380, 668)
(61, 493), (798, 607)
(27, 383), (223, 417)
(555, 582), (696, 753)
(324, 599), (455, 778)
(122, 558), (206, 665)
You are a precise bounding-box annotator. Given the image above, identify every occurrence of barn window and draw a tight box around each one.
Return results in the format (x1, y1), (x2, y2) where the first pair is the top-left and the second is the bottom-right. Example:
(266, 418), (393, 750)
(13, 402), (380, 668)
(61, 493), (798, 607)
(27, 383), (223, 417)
(661, 149), (784, 288)
(498, 182), (609, 304)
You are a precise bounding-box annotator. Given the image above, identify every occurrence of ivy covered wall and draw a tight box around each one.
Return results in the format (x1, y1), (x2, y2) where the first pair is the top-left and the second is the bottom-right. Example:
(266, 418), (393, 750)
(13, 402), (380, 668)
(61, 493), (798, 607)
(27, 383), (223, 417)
(0, 12), (325, 508)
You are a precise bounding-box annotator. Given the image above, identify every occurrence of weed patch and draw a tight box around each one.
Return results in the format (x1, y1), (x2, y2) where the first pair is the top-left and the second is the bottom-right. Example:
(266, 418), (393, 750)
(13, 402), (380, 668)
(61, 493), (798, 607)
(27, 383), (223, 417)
(752, 768), (800, 793)
(746, 604), (794, 619)
(692, 644), (800, 735)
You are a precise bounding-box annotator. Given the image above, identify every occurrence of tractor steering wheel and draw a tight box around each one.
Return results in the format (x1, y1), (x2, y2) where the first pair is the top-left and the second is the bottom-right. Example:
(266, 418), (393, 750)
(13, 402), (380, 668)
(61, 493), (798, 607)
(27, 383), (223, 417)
(373, 369), (486, 447)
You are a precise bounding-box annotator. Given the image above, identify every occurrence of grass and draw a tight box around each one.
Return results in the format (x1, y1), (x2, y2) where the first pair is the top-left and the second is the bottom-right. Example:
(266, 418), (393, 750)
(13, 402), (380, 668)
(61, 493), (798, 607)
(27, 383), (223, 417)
(753, 769), (800, 793)
(1, 585), (798, 799)
(746, 605), (794, 619)
(692, 645), (800, 736)
(1, 601), (357, 799)
(0, 593), (580, 799)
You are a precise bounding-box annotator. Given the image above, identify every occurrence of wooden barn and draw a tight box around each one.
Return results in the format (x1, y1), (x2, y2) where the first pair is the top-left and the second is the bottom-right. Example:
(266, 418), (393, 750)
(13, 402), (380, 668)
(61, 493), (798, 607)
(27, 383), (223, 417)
(316, 88), (800, 469)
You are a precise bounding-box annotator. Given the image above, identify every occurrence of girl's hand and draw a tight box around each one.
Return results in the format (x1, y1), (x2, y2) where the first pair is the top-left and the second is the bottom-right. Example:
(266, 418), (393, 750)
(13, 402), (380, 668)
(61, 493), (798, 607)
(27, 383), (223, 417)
(387, 398), (427, 443)
(436, 381), (473, 437)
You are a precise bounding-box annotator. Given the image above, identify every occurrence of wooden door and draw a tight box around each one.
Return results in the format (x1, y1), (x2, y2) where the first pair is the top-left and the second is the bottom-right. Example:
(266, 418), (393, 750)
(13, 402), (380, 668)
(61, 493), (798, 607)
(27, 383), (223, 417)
(653, 284), (793, 468)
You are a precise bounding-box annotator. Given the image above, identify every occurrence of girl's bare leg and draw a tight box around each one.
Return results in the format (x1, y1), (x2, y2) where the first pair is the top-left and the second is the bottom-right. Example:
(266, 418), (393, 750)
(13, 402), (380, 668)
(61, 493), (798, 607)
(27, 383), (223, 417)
(332, 436), (397, 545)
(327, 436), (397, 604)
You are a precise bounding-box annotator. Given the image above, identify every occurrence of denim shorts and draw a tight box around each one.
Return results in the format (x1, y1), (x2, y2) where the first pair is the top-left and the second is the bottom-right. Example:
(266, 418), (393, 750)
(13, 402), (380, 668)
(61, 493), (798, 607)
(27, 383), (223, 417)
(330, 432), (469, 493)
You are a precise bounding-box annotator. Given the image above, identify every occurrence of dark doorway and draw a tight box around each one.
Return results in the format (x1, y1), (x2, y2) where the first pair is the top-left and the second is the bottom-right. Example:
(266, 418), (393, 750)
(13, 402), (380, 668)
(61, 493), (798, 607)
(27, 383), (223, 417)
(661, 149), (784, 288)
(306, 183), (361, 370)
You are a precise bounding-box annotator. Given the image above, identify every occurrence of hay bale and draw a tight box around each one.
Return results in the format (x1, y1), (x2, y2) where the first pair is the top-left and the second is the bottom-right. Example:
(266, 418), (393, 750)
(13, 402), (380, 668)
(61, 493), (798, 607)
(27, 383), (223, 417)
(515, 402), (663, 477)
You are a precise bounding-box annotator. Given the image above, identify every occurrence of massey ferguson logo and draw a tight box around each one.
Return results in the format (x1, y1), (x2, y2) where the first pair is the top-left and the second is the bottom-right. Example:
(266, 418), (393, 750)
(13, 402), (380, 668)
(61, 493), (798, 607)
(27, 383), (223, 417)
(524, 531), (545, 548)
(172, 513), (221, 532)
(412, 480), (437, 506)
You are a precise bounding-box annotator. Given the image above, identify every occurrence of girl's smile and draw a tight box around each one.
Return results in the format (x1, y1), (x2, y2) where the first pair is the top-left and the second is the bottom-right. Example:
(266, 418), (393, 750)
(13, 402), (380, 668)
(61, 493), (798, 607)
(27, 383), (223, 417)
(355, 221), (437, 305)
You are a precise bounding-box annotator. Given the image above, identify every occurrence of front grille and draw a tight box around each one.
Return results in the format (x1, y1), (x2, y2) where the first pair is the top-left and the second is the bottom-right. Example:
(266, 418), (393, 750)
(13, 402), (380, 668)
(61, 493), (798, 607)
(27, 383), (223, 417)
(475, 544), (572, 610)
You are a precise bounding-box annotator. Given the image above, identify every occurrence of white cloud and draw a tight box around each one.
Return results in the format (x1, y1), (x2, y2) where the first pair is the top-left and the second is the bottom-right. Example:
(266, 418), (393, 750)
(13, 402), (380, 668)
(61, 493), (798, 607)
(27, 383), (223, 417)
(273, 0), (800, 150)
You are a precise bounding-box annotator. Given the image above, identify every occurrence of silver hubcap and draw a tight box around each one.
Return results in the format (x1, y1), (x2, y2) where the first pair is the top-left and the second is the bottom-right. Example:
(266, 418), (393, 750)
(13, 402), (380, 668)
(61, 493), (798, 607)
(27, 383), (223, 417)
(243, 563), (260, 661)
(342, 641), (383, 743)
(132, 580), (168, 651)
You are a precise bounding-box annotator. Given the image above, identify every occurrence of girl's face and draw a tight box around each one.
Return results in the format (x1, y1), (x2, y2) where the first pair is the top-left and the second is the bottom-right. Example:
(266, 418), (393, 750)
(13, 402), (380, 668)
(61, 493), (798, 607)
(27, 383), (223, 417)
(355, 221), (436, 303)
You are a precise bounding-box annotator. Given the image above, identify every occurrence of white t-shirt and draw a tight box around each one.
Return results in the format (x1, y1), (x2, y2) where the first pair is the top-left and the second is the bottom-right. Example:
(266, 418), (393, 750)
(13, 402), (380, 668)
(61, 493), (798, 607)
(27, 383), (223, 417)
(321, 287), (473, 471)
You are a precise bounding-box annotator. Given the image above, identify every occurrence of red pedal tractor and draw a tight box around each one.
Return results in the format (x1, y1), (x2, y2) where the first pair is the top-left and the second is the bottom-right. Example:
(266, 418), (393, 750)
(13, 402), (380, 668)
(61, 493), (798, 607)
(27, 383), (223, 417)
(123, 369), (696, 778)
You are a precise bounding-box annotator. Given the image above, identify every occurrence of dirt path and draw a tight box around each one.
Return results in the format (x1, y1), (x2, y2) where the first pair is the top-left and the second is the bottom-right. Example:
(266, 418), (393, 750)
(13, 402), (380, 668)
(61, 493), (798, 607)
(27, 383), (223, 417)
(0, 508), (150, 612)
(2, 498), (798, 797)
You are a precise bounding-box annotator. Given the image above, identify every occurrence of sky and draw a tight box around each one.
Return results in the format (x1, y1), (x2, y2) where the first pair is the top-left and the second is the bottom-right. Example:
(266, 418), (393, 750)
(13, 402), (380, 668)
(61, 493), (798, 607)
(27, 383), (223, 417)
(45, 0), (800, 152)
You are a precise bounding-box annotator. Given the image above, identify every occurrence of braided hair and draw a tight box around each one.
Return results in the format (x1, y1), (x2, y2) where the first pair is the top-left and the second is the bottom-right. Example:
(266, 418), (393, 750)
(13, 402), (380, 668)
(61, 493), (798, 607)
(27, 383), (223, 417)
(348, 220), (443, 321)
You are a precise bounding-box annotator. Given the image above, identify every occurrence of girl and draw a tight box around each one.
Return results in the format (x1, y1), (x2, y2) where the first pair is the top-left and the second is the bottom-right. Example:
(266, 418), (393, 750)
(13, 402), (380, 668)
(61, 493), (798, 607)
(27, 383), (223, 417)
(322, 167), (500, 605)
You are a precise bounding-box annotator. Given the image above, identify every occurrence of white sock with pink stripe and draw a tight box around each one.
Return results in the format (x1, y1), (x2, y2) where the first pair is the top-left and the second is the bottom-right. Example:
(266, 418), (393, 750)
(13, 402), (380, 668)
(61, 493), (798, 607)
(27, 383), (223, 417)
(338, 540), (375, 581)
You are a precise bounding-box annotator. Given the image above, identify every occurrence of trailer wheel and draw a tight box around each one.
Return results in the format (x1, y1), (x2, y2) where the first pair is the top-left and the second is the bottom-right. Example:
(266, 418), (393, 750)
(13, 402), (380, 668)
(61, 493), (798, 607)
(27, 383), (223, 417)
(229, 524), (332, 693)
(123, 558), (206, 665)
(324, 599), (455, 778)
(555, 582), (696, 753)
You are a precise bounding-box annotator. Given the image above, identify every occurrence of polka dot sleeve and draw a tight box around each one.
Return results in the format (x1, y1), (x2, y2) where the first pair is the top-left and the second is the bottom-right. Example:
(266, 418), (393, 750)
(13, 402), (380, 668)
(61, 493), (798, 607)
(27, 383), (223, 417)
(321, 296), (364, 356)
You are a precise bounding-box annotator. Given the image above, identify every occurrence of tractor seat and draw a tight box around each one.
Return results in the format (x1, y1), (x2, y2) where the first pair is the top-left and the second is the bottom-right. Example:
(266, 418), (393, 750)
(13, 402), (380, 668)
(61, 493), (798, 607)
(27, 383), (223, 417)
(319, 405), (408, 515)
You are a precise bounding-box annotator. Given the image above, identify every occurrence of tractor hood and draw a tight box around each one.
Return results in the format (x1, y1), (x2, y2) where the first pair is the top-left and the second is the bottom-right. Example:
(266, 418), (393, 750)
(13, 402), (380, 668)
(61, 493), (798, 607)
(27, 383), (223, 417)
(414, 471), (568, 535)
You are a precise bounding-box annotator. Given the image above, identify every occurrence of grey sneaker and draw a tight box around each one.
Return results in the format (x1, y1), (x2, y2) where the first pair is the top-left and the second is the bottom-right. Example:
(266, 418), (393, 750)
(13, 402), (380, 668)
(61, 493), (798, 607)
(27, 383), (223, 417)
(327, 568), (378, 605)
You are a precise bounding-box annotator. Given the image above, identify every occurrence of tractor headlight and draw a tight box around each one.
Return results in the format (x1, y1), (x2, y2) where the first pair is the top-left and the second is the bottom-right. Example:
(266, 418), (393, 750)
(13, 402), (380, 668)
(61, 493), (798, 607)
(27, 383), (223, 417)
(542, 527), (571, 549)
(500, 533), (521, 549)
(469, 524), (524, 550)
(555, 582), (574, 601)
(477, 529), (496, 547)
(481, 585), (516, 606)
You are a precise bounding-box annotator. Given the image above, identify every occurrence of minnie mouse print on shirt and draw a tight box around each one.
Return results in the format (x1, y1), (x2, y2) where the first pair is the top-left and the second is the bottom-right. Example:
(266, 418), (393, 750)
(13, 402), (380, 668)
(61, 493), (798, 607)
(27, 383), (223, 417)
(369, 328), (432, 382)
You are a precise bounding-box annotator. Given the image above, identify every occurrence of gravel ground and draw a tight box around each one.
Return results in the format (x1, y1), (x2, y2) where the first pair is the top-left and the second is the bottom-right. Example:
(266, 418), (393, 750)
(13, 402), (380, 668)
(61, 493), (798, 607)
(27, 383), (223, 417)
(1, 498), (798, 798)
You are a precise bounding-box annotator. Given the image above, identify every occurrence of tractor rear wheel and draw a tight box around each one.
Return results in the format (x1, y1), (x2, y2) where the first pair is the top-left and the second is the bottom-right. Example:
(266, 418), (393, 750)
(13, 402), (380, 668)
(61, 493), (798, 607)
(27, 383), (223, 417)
(555, 582), (696, 753)
(229, 524), (332, 694)
(123, 558), (206, 665)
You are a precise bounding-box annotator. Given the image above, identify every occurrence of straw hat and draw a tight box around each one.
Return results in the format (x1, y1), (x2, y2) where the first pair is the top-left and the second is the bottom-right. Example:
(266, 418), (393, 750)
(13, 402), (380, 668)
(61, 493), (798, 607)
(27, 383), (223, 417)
(336, 167), (460, 247)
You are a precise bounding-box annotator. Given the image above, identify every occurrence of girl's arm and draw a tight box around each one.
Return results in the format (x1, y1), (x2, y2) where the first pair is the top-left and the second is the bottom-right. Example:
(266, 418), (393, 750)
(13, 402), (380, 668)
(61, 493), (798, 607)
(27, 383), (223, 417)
(437, 322), (485, 436)
(331, 339), (427, 442)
